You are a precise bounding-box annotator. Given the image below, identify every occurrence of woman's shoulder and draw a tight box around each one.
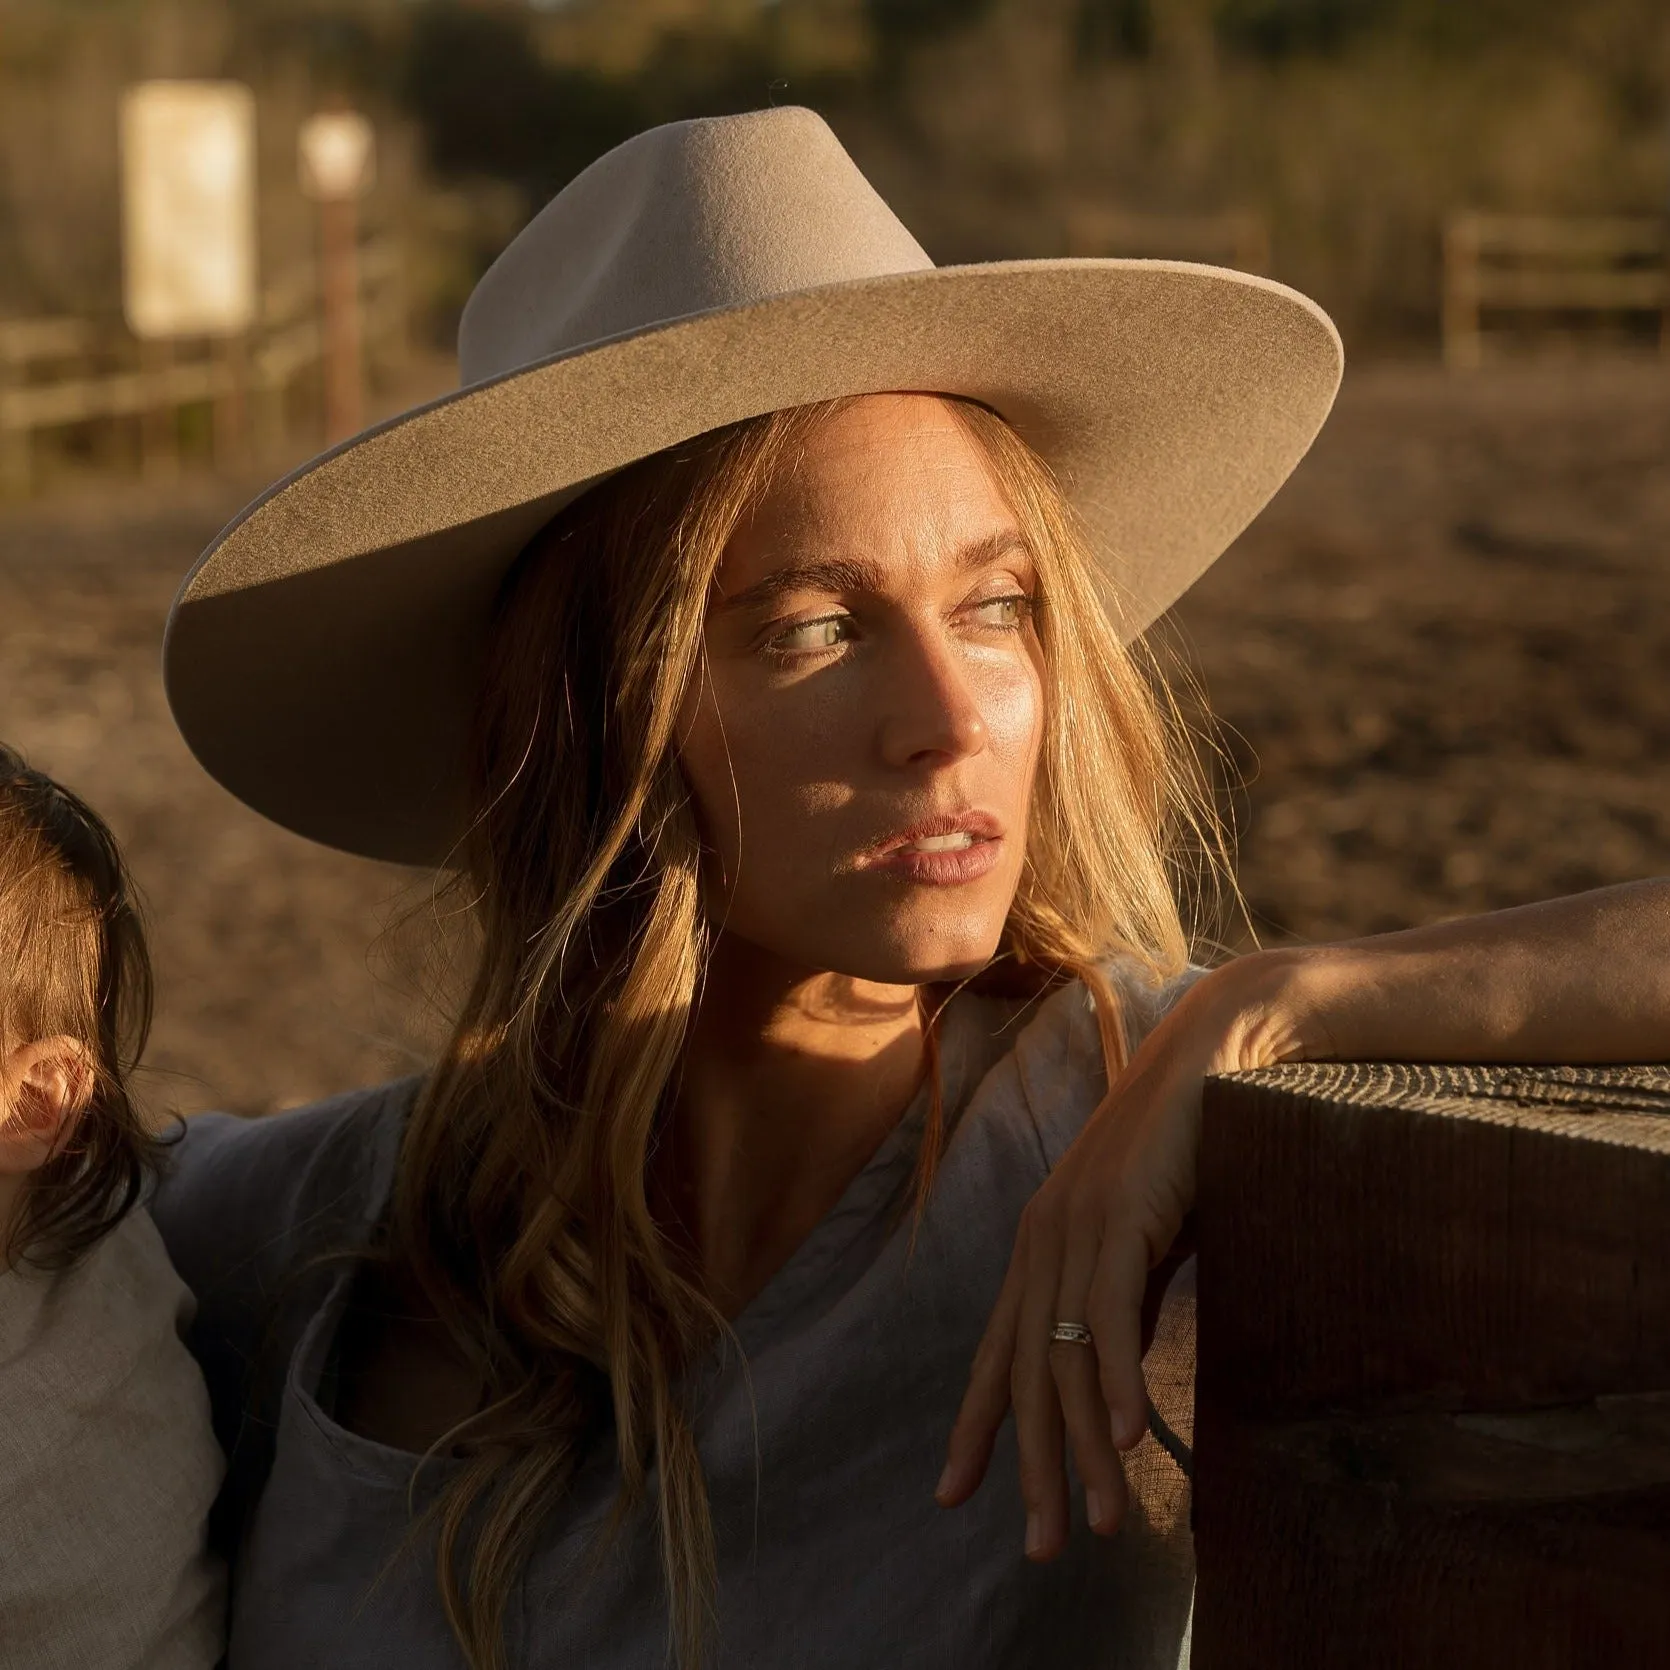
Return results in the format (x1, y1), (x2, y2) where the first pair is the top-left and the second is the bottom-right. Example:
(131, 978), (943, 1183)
(151, 1077), (421, 1303)
(954, 958), (1209, 1170)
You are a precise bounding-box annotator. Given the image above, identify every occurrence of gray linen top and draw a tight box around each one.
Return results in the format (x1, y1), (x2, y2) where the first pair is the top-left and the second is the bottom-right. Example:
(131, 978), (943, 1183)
(151, 968), (1201, 1670)
(0, 1208), (225, 1670)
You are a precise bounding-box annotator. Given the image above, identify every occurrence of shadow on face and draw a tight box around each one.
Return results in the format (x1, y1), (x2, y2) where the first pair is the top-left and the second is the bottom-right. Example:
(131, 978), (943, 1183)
(678, 393), (1044, 986)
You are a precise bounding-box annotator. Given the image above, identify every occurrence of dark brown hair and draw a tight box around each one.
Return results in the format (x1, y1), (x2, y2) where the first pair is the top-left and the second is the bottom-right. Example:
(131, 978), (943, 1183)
(0, 744), (161, 1269)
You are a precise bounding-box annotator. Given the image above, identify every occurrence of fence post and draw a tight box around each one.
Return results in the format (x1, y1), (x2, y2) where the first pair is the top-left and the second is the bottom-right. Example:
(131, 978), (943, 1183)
(299, 110), (376, 445)
(319, 194), (363, 443)
(1194, 1061), (1670, 1668)
(1442, 211), (1482, 369)
(0, 350), (28, 499)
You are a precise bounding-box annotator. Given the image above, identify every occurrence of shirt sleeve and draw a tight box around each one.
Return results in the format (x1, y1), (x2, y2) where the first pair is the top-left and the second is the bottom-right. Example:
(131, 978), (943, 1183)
(1011, 961), (1210, 1171)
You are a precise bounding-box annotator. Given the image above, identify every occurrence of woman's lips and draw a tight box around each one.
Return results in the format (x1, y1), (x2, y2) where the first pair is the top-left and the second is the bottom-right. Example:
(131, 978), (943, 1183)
(854, 813), (1005, 886)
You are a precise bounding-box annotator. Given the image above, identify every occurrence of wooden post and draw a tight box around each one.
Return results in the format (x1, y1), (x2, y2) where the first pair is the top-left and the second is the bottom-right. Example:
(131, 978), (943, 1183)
(0, 347), (27, 500)
(318, 194), (363, 444)
(1194, 1062), (1670, 1668)
(299, 110), (376, 446)
(1442, 211), (1482, 370)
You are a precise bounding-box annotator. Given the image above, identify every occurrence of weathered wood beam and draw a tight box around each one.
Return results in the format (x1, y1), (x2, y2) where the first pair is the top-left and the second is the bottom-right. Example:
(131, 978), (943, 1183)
(1194, 1062), (1670, 1669)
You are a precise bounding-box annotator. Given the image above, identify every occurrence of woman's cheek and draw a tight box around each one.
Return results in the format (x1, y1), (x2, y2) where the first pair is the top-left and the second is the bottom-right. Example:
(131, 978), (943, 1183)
(975, 649), (1045, 773)
(698, 690), (850, 854)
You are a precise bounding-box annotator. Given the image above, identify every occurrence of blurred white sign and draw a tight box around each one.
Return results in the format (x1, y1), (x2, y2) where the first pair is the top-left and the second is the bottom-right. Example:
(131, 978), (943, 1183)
(298, 112), (376, 202)
(121, 81), (257, 340)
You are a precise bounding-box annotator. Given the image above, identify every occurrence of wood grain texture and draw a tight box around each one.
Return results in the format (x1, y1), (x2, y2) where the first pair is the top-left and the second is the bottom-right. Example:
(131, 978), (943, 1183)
(1194, 1063), (1670, 1669)
(1197, 1063), (1670, 1413)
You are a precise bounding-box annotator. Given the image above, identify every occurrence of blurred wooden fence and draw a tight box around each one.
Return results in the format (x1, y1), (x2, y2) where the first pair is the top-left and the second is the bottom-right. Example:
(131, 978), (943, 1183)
(0, 236), (406, 496)
(1442, 211), (1670, 368)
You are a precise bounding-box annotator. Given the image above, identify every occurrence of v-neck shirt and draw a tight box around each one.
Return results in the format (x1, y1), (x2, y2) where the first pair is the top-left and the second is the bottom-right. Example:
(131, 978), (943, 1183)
(151, 966), (1202, 1669)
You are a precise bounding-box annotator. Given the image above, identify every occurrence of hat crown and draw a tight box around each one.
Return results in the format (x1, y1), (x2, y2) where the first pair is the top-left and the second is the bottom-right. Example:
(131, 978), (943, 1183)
(458, 107), (934, 386)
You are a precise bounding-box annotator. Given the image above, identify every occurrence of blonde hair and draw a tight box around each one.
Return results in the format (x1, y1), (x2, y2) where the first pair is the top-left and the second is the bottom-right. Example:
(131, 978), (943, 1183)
(389, 397), (1223, 1668)
(0, 746), (158, 1270)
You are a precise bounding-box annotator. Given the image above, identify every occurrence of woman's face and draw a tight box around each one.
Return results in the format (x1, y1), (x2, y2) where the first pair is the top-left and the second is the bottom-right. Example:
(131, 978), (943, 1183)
(679, 394), (1044, 985)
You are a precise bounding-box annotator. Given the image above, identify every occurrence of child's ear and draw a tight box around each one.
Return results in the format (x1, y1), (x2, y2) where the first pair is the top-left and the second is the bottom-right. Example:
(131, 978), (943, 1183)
(0, 1036), (95, 1175)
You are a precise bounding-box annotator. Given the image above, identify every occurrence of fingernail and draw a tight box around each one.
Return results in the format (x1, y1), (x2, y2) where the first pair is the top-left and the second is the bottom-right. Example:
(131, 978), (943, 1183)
(1086, 1489), (1104, 1529)
(935, 1463), (957, 1501)
(1025, 1513), (1043, 1556)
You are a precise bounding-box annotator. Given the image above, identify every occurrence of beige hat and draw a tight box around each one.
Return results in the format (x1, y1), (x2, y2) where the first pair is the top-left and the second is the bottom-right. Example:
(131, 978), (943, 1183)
(164, 105), (1342, 865)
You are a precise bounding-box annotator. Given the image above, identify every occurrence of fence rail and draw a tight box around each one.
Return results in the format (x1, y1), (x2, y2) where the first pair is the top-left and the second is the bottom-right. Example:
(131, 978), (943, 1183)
(1442, 210), (1670, 368)
(0, 235), (405, 495)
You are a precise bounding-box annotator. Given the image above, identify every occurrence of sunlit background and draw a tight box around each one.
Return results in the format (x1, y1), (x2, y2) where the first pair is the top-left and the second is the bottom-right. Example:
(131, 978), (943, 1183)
(1, 0), (1667, 1114)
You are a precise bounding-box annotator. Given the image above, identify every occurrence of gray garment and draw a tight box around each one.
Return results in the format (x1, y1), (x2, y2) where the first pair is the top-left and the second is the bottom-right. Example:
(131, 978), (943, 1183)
(151, 969), (1200, 1670)
(0, 1209), (226, 1670)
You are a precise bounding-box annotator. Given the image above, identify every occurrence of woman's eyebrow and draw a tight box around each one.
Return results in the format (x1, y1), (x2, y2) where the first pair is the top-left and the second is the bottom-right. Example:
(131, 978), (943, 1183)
(714, 555), (889, 614)
(715, 529), (1030, 614)
(958, 529), (1031, 572)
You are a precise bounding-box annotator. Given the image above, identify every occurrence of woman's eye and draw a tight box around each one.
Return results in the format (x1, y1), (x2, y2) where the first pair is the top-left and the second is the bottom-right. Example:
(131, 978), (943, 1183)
(768, 614), (854, 656)
(970, 594), (1033, 630)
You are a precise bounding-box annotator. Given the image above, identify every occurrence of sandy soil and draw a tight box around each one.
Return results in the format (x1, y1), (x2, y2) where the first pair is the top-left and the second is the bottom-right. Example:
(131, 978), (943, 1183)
(1178, 358), (1670, 944)
(2, 359), (1666, 1116)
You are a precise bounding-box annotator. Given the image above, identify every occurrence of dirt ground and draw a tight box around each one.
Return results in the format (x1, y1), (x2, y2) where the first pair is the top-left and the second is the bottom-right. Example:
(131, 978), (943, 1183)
(2, 358), (1667, 1117)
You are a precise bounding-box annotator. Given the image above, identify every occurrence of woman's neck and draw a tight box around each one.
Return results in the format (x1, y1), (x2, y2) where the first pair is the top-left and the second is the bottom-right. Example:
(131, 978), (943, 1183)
(657, 933), (928, 1320)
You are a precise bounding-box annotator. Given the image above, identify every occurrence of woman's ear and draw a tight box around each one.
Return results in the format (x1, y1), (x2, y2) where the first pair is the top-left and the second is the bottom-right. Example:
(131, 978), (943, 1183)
(0, 1036), (94, 1175)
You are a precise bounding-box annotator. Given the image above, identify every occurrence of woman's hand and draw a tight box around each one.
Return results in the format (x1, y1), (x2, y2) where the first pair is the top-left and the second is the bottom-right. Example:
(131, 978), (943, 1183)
(934, 950), (1324, 1559)
(935, 878), (1670, 1559)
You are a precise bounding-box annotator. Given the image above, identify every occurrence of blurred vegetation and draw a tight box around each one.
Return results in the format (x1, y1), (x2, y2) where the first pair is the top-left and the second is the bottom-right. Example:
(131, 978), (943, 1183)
(0, 0), (1666, 348)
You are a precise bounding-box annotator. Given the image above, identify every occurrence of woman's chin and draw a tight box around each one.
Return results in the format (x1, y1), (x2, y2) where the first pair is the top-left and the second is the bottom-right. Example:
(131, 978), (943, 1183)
(710, 892), (1012, 990)
(825, 928), (1008, 989)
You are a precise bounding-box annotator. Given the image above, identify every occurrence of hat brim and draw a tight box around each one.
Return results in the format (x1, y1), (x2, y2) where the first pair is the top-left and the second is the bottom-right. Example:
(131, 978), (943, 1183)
(164, 259), (1342, 865)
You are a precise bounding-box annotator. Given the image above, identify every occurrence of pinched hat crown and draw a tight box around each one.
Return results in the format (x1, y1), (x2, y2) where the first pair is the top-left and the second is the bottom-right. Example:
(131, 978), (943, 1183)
(460, 109), (933, 385)
(166, 106), (1342, 864)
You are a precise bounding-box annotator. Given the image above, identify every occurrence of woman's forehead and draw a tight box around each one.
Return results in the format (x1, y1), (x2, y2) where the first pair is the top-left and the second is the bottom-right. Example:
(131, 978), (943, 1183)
(716, 394), (1024, 597)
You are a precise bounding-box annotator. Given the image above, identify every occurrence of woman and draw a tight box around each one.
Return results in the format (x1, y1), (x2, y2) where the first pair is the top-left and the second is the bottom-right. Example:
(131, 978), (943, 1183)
(155, 109), (1670, 1669)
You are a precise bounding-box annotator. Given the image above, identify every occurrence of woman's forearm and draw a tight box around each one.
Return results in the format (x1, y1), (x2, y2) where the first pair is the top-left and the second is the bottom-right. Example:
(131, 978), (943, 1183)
(1240, 878), (1670, 1065)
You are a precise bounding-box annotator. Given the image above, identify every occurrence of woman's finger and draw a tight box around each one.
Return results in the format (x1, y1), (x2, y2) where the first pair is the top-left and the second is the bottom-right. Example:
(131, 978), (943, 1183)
(1085, 1210), (1156, 1452)
(1048, 1201), (1129, 1538)
(937, 1243), (1025, 1506)
(1010, 1201), (1070, 1560)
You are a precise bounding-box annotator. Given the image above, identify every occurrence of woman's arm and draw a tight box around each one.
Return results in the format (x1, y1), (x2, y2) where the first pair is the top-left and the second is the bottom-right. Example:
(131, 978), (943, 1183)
(936, 879), (1670, 1560)
(1275, 877), (1670, 1065)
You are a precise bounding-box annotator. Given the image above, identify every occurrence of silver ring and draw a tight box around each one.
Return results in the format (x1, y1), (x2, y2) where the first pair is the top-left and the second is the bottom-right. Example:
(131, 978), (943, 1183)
(1050, 1322), (1094, 1347)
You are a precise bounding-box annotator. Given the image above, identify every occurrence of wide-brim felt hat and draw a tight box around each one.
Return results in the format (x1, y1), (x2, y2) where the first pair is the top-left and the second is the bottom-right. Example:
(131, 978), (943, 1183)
(164, 105), (1342, 866)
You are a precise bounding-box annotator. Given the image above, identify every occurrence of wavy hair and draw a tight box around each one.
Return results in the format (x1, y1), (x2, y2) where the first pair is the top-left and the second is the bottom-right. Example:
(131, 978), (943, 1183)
(388, 397), (1224, 1668)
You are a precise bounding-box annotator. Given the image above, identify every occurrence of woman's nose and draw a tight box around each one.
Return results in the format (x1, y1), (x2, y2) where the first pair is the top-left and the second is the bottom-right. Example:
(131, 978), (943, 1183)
(876, 630), (989, 769)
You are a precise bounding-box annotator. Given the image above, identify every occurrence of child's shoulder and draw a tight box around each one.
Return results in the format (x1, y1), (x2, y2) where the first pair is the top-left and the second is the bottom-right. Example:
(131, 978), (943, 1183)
(0, 1206), (227, 1670)
(0, 1207), (186, 1386)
